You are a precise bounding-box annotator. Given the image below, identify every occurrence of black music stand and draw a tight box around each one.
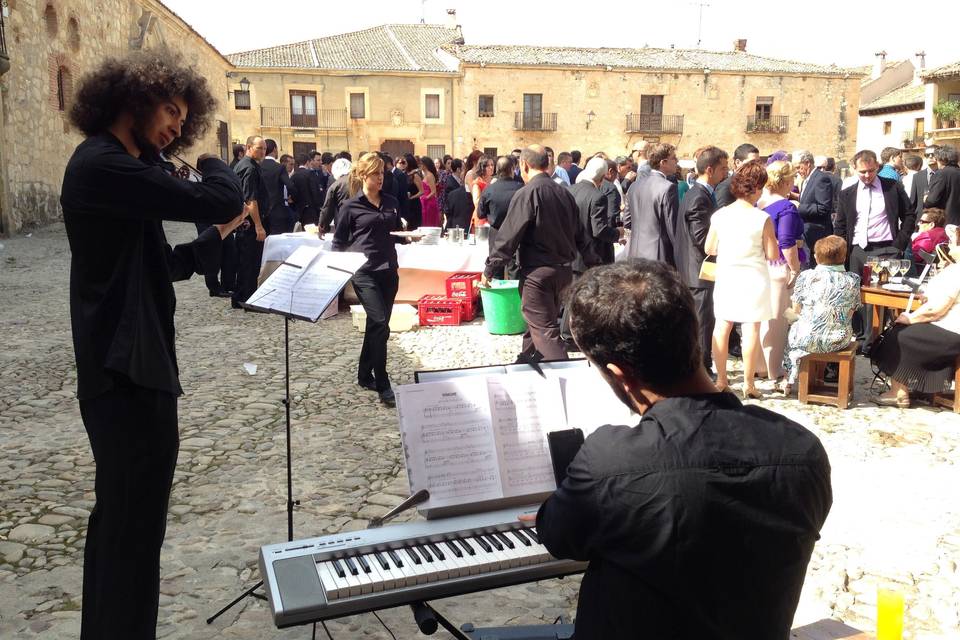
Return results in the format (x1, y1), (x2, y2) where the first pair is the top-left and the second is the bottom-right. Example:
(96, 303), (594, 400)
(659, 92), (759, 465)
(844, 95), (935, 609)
(207, 255), (353, 626)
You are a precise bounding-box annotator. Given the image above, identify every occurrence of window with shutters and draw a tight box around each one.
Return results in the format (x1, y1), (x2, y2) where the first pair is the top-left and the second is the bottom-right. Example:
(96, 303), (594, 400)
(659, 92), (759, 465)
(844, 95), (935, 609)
(883, 121), (892, 135)
(427, 145), (446, 159)
(478, 95), (494, 117)
(290, 90), (317, 127)
(483, 147), (498, 158)
(234, 90), (251, 110)
(425, 93), (440, 120)
(755, 96), (773, 122)
(640, 95), (664, 115)
(349, 92), (366, 119)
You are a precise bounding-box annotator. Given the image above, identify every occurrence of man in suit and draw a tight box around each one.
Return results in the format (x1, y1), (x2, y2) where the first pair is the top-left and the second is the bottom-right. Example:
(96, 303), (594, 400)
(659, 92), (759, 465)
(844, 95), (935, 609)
(443, 158), (464, 195)
(910, 148), (939, 215)
(925, 145), (960, 225)
(795, 150), (835, 268)
(820, 157), (843, 227)
(443, 184), (474, 234)
(673, 146), (728, 373)
(625, 143), (679, 267)
(291, 152), (324, 227)
(834, 149), (915, 337)
(478, 156), (523, 278)
(260, 139), (297, 235)
(715, 143), (759, 207)
(599, 160), (622, 227)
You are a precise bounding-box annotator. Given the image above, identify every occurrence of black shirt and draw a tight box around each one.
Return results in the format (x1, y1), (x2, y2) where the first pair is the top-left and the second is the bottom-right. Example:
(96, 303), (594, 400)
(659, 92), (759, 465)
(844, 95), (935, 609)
(483, 173), (581, 277)
(61, 133), (244, 399)
(320, 175), (350, 230)
(477, 178), (523, 229)
(234, 156), (268, 220)
(537, 393), (832, 640)
(332, 191), (402, 272)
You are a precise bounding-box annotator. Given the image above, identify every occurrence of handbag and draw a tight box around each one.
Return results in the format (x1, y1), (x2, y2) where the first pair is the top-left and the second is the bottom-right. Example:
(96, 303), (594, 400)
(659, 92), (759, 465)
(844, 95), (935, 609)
(698, 257), (716, 282)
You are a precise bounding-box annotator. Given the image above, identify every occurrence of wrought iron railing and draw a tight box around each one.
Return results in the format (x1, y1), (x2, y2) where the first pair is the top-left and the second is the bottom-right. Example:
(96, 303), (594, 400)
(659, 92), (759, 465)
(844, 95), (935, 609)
(260, 107), (348, 130)
(625, 114), (684, 134)
(513, 112), (557, 131)
(746, 115), (789, 134)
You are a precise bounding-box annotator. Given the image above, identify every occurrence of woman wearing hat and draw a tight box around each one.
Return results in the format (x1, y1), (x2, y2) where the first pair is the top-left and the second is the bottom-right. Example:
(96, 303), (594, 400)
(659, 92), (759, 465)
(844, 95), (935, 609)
(871, 225), (960, 407)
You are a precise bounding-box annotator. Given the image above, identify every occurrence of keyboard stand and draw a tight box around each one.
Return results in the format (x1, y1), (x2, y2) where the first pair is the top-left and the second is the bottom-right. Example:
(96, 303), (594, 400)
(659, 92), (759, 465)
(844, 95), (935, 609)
(411, 601), (472, 640)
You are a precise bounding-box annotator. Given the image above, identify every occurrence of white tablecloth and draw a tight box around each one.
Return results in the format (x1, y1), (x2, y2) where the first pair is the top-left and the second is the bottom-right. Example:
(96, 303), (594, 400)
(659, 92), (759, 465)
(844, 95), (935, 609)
(261, 232), (489, 272)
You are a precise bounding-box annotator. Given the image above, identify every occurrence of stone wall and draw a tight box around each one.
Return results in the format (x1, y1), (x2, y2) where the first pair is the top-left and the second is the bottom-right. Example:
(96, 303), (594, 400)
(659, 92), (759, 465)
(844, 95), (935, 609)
(456, 65), (861, 161)
(0, 0), (231, 235)
(227, 70), (456, 160)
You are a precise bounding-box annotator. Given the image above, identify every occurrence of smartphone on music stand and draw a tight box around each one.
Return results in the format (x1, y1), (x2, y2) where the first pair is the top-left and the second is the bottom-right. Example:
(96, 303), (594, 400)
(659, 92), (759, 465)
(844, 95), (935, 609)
(547, 428), (585, 486)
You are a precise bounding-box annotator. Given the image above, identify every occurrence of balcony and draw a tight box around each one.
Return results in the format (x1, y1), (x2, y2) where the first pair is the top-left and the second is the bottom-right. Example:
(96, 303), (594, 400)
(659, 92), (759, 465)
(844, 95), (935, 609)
(0, 12), (9, 77)
(626, 114), (684, 134)
(260, 107), (348, 130)
(746, 115), (789, 134)
(513, 112), (557, 132)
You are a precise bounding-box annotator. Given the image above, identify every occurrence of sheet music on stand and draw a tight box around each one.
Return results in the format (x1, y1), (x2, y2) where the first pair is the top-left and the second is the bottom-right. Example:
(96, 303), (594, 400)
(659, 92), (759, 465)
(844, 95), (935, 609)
(243, 245), (366, 322)
(396, 361), (639, 519)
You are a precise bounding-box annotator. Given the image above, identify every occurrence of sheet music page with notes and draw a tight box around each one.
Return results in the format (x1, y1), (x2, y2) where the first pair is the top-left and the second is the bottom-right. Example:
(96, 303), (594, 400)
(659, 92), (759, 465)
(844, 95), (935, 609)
(396, 374), (567, 511)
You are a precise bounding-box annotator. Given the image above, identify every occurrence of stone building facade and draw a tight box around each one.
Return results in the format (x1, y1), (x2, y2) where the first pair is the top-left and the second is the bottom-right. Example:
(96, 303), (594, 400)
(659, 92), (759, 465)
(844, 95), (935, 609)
(0, 0), (232, 235)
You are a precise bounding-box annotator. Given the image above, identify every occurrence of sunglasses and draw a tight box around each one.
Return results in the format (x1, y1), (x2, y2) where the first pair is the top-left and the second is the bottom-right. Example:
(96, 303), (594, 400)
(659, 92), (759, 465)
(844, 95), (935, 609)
(920, 218), (934, 224)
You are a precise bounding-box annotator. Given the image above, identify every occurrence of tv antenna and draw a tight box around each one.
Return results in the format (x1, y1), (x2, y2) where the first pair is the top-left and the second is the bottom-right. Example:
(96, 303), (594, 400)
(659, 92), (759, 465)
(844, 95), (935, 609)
(691, 2), (711, 48)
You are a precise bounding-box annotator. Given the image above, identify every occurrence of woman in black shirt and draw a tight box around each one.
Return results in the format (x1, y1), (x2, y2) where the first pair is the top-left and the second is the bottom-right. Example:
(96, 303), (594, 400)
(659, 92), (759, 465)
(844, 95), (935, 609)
(333, 152), (402, 405)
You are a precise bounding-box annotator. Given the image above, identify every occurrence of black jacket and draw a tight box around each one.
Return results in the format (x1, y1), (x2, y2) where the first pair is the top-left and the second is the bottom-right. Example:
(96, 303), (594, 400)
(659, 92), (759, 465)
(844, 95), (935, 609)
(260, 157), (296, 216)
(910, 168), (933, 215)
(714, 175), (735, 208)
(834, 177), (915, 251)
(478, 178), (523, 229)
(925, 164), (960, 226)
(570, 180), (618, 271)
(442, 185), (474, 232)
(797, 168), (834, 229)
(673, 182), (717, 287)
(61, 133), (243, 400)
(319, 175), (350, 231)
(290, 167), (325, 221)
(537, 393), (832, 640)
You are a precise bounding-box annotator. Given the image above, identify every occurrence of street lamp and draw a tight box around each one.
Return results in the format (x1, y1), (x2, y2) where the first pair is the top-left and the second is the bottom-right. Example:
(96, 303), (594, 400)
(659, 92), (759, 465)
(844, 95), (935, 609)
(586, 110), (596, 129)
(239, 77), (251, 93)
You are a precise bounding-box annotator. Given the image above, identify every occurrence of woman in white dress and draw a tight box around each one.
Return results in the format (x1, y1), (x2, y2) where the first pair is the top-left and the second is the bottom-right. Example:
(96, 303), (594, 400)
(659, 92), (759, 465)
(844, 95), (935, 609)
(705, 159), (780, 398)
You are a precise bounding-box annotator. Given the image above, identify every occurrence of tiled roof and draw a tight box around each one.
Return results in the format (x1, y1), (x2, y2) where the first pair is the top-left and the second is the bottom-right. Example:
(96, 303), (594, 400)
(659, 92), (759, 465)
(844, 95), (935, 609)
(853, 60), (905, 86)
(226, 24), (462, 72)
(860, 82), (925, 113)
(923, 60), (960, 81)
(445, 44), (856, 76)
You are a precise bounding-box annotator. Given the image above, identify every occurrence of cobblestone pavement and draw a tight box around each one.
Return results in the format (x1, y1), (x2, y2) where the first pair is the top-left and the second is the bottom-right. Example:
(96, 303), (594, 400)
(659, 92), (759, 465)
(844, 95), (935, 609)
(1, 223), (959, 639)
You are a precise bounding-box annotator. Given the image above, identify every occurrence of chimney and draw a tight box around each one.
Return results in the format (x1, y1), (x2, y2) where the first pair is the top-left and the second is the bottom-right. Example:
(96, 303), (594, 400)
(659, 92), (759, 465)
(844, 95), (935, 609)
(733, 39), (747, 53)
(445, 8), (457, 29)
(872, 50), (887, 80)
(914, 51), (927, 85)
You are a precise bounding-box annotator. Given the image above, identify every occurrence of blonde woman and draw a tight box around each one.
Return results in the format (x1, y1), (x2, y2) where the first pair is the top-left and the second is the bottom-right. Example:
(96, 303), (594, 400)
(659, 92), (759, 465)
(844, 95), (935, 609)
(332, 152), (402, 405)
(760, 161), (805, 383)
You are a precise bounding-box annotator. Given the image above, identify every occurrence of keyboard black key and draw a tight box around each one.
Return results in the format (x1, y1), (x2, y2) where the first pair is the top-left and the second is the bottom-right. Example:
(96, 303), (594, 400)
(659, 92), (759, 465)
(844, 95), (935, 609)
(374, 552), (390, 570)
(405, 548), (422, 565)
(427, 543), (445, 561)
(509, 530), (531, 546)
(388, 549), (404, 568)
(445, 541), (463, 558)
(474, 535), (493, 553)
(331, 558), (346, 578)
(524, 528), (539, 544)
(455, 538), (476, 556)
(343, 556), (359, 576)
(495, 532), (515, 549)
(417, 545), (433, 562)
(357, 555), (371, 573)
(483, 534), (502, 551)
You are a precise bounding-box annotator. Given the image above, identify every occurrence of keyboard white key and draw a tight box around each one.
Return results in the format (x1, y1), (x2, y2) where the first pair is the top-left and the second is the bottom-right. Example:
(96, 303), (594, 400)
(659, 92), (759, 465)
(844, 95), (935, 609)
(316, 562), (345, 601)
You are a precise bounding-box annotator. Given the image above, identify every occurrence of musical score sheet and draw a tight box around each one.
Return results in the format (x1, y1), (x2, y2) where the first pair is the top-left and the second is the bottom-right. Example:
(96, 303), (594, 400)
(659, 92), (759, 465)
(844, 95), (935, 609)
(396, 373), (569, 510)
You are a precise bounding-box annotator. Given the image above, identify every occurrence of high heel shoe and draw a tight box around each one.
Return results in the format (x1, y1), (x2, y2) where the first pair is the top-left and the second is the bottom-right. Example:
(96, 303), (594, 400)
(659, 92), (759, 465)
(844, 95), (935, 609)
(742, 387), (762, 400)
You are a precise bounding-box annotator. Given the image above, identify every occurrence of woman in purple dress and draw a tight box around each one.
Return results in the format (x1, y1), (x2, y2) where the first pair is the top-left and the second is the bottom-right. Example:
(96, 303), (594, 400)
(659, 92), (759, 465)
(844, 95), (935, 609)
(761, 161), (805, 385)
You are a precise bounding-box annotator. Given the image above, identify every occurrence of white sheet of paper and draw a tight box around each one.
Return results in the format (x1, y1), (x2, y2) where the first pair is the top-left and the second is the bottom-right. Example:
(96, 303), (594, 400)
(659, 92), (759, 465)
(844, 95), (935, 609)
(486, 373), (567, 497)
(245, 247), (354, 321)
(320, 250), (368, 274)
(549, 366), (639, 437)
(396, 380), (504, 509)
(284, 244), (323, 268)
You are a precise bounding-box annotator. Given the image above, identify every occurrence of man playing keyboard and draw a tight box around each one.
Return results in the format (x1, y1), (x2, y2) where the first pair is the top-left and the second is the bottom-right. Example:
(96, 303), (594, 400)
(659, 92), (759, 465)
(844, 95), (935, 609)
(530, 260), (832, 639)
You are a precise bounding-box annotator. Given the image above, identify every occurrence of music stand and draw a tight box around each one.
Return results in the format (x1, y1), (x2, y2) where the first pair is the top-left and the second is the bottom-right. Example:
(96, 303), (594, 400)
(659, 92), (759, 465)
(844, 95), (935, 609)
(207, 248), (357, 625)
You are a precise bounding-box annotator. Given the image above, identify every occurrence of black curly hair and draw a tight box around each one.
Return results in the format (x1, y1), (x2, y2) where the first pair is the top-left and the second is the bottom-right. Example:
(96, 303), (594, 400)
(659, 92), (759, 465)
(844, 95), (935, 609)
(69, 49), (217, 156)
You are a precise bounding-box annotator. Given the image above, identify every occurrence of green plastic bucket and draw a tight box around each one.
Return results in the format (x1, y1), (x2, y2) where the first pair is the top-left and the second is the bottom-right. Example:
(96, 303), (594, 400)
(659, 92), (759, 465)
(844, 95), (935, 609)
(479, 279), (527, 335)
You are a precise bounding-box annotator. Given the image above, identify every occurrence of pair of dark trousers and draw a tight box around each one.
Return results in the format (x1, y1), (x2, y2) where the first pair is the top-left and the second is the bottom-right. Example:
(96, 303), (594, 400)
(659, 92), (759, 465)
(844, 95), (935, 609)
(519, 265), (573, 361)
(268, 206), (296, 235)
(194, 223), (236, 294)
(849, 243), (900, 338)
(691, 286), (715, 369)
(232, 224), (264, 307)
(352, 269), (400, 391)
(802, 222), (831, 269)
(79, 384), (179, 640)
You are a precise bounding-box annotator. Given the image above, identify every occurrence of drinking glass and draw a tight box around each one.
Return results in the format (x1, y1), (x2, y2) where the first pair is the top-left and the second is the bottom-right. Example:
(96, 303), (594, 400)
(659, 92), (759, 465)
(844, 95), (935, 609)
(900, 259), (912, 279)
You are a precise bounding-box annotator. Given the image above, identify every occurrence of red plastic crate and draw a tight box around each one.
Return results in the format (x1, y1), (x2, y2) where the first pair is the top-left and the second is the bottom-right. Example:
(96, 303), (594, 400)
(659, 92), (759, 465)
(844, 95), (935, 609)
(445, 272), (482, 300)
(417, 295), (462, 326)
(458, 297), (480, 322)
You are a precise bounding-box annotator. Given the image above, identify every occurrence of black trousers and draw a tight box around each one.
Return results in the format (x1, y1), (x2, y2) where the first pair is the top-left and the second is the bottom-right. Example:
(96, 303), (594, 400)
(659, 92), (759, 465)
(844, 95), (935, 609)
(849, 243), (900, 337)
(79, 384), (179, 640)
(194, 223), (236, 294)
(691, 286), (715, 368)
(352, 269), (399, 391)
(802, 222), (831, 269)
(519, 265), (573, 361)
(232, 224), (264, 307)
(268, 206), (296, 235)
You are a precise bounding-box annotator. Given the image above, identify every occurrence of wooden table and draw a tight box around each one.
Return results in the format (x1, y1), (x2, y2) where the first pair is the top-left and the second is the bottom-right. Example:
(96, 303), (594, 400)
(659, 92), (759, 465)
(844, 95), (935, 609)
(861, 285), (923, 336)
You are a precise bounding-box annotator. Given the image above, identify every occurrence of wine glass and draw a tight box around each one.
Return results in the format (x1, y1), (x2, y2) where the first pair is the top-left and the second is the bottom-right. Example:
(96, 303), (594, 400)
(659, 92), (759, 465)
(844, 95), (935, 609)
(899, 259), (912, 280)
(866, 256), (880, 284)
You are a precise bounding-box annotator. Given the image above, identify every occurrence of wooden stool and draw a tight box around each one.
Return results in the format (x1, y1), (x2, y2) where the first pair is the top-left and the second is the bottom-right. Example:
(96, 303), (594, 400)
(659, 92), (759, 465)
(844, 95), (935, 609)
(932, 355), (960, 413)
(797, 345), (857, 409)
